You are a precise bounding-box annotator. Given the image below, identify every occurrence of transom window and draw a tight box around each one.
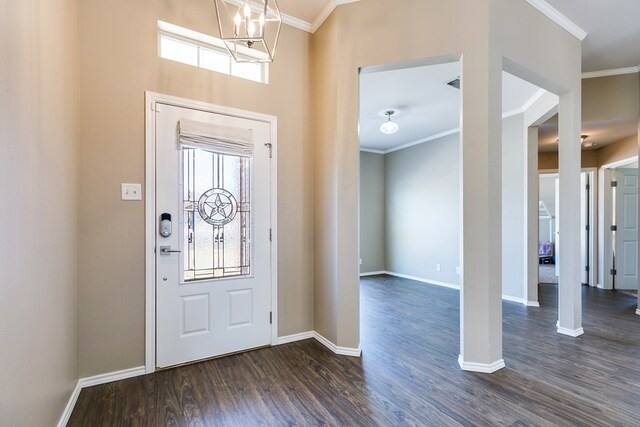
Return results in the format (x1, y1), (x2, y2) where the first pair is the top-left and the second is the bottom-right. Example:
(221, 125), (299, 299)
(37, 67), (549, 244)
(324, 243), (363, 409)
(158, 21), (268, 84)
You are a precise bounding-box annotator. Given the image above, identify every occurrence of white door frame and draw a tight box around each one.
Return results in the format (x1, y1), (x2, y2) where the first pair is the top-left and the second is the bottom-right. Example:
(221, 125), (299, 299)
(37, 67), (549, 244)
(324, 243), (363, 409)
(598, 156), (638, 290)
(539, 168), (597, 288)
(144, 91), (278, 374)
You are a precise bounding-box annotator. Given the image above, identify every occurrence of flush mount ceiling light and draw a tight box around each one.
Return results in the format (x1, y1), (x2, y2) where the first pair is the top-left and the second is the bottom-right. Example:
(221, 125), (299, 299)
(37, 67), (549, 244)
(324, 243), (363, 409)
(380, 110), (399, 135)
(213, 0), (282, 63)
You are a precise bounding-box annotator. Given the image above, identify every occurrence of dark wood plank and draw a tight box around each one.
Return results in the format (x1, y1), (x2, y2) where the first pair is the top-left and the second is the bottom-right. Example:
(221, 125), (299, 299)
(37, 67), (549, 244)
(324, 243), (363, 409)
(68, 277), (640, 426)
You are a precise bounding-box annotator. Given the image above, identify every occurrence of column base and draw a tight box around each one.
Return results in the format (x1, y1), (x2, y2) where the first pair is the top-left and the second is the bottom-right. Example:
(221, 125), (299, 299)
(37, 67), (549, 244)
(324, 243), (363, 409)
(557, 326), (584, 337)
(526, 301), (540, 307)
(458, 355), (505, 373)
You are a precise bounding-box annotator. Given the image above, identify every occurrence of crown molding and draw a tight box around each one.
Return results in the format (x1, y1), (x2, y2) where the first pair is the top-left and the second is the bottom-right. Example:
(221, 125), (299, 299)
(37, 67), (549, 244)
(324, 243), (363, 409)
(282, 13), (313, 33)
(525, 0), (587, 41)
(359, 147), (385, 154)
(582, 65), (640, 79)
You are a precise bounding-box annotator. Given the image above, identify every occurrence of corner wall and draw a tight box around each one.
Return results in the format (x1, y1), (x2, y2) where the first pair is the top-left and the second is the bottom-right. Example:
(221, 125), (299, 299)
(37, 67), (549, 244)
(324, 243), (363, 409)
(359, 152), (385, 273)
(78, 0), (314, 376)
(0, 0), (79, 424)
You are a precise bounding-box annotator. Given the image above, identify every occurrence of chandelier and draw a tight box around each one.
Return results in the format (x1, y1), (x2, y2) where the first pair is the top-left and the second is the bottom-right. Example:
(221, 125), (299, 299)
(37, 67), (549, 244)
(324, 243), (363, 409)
(213, 0), (282, 63)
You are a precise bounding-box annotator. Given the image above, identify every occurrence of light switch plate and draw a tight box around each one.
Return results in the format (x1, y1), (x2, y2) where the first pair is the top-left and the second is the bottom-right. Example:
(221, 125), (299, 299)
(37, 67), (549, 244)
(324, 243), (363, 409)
(121, 183), (142, 201)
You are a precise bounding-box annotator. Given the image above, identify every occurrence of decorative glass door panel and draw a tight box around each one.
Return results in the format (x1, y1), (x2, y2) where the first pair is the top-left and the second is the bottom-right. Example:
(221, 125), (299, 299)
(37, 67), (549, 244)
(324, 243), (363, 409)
(183, 147), (251, 282)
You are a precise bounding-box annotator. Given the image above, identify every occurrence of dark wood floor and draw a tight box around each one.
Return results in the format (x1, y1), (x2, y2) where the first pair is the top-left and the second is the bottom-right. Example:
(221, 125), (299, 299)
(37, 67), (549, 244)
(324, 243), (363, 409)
(69, 277), (640, 426)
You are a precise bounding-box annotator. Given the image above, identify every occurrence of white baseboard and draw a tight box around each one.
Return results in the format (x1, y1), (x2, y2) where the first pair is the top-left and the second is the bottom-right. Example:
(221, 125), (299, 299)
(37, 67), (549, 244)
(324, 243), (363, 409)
(58, 366), (146, 426)
(359, 271), (385, 277)
(276, 331), (315, 345)
(313, 332), (362, 357)
(384, 271), (460, 290)
(557, 326), (585, 337)
(636, 309), (640, 316)
(458, 355), (505, 373)
(277, 330), (361, 357)
(502, 295), (526, 305)
(526, 301), (540, 307)
(57, 381), (82, 427)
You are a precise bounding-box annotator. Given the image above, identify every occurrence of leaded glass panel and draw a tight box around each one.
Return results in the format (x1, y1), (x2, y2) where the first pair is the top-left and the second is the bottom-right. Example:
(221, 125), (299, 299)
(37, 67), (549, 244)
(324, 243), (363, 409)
(183, 147), (251, 282)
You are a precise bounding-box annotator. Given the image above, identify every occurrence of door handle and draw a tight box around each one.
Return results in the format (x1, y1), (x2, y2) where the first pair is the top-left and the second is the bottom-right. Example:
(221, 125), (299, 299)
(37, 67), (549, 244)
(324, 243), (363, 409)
(160, 246), (182, 255)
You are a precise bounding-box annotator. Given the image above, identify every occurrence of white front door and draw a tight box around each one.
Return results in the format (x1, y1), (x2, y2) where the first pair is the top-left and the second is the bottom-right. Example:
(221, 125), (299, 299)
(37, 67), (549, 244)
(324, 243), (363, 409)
(155, 103), (273, 368)
(615, 168), (638, 290)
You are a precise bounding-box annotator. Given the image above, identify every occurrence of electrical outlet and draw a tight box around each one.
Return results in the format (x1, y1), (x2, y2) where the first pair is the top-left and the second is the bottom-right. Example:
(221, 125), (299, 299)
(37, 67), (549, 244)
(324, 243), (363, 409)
(359, 258), (363, 265)
(121, 183), (142, 201)
(436, 263), (441, 271)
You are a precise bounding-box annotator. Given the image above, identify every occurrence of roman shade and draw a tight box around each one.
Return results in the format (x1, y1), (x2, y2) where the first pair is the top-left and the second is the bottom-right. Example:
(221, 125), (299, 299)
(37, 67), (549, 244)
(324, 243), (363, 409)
(179, 118), (254, 157)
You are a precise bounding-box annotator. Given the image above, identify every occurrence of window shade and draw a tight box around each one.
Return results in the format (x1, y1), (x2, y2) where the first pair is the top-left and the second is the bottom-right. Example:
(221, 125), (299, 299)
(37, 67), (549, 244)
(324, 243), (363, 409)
(179, 118), (253, 157)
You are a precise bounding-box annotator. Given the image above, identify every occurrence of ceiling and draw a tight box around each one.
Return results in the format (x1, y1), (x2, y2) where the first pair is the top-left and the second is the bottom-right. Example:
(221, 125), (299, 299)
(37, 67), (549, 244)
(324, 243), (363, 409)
(276, 1), (640, 74)
(538, 117), (638, 152)
(544, 0), (640, 73)
(359, 62), (544, 152)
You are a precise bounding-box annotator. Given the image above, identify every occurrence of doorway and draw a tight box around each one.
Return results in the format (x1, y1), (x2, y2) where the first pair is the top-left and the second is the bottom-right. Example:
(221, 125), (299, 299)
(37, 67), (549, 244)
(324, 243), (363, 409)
(538, 171), (595, 287)
(145, 93), (278, 371)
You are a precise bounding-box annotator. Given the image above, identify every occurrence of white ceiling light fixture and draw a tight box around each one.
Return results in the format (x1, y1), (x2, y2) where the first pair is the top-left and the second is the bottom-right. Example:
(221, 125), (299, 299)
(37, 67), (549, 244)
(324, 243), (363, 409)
(214, 0), (282, 63)
(380, 110), (399, 135)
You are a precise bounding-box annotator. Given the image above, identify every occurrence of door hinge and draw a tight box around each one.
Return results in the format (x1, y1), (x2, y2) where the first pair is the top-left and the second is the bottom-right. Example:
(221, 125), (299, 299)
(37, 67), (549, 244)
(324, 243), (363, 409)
(610, 269), (617, 276)
(269, 311), (273, 324)
(586, 184), (590, 191)
(586, 266), (590, 272)
(611, 225), (617, 231)
(269, 228), (272, 242)
(265, 143), (273, 158)
(585, 225), (590, 231)
(611, 181), (618, 188)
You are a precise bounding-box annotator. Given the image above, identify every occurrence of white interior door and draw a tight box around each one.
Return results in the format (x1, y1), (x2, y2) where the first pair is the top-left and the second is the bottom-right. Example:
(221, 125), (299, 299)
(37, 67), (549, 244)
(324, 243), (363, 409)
(555, 178), (560, 277)
(580, 173), (587, 284)
(615, 168), (638, 290)
(156, 103), (272, 368)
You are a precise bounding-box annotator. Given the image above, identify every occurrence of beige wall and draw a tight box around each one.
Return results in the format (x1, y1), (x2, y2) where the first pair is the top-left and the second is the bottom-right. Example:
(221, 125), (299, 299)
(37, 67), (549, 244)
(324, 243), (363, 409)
(583, 73), (640, 122)
(0, 0), (79, 425)
(538, 135), (638, 170)
(78, 0), (313, 376)
(312, 0), (582, 357)
(598, 134), (638, 166)
(359, 152), (385, 273)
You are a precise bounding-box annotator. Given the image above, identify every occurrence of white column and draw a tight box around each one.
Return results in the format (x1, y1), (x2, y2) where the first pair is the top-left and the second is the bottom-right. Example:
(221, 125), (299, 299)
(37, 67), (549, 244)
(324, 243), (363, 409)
(526, 127), (540, 306)
(557, 91), (583, 336)
(458, 49), (504, 373)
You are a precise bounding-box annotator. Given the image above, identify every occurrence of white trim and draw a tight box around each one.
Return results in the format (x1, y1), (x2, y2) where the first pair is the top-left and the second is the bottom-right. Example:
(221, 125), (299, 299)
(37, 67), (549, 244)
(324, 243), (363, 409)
(384, 271), (460, 290)
(359, 148), (385, 154)
(281, 14), (312, 33)
(58, 366), (147, 426)
(557, 326), (585, 337)
(501, 295), (526, 305)
(79, 366), (147, 388)
(582, 66), (640, 80)
(525, 0), (587, 41)
(636, 309), (640, 316)
(276, 331), (315, 345)
(310, 0), (361, 33)
(57, 382), (82, 427)
(359, 270), (385, 276)
(458, 355), (506, 373)
(600, 156), (639, 171)
(526, 301), (541, 308)
(145, 92), (278, 373)
(313, 331), (362, 357)
(384, 128), (460, 154)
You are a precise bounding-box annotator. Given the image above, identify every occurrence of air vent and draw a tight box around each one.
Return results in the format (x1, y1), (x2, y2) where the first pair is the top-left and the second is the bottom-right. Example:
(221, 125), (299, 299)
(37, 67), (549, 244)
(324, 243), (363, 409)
(446, 77), (460, 90)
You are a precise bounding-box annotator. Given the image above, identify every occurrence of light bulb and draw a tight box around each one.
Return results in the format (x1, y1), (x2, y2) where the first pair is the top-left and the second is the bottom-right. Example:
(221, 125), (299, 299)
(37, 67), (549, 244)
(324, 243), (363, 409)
(248, 20), (256, 37)
(234, 12), (242, 35)
(244, 2), (251, 18)
(259, 13), (265, 34)
(380, 120), (399, 134)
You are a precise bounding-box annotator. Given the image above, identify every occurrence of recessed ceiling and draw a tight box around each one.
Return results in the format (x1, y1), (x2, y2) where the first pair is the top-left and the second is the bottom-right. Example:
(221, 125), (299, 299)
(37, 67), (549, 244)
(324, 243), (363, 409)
(358, 63), (545, 152)
(276, 1), (639, 75)
(538, 116), (638, 152)
(544, 0), (640, 72)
